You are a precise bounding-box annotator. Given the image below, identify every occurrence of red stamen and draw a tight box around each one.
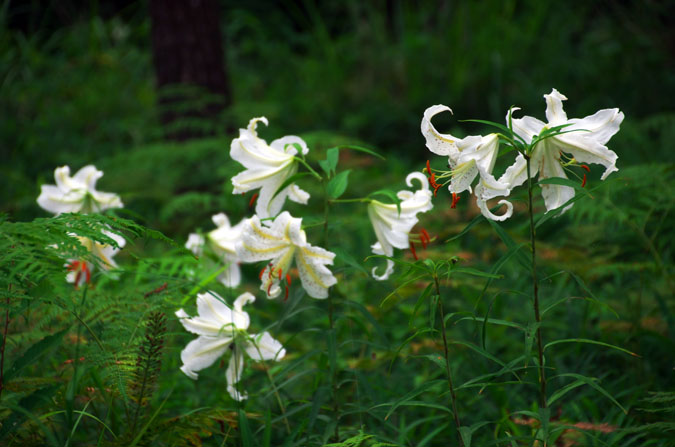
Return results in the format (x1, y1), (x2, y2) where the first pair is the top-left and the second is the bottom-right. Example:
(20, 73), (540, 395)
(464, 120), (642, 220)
(284, 284), (289, 301)
(409, 241), (419, 260)
(451, 192), (460, 209)
(259, 266), (266, 280)
(580, 164), (590, 173)
(84, 264), (91, 283)
(67, 261), (80, 272)
(581, 173), (587, 188)
(421, 228), (431, 243)
(433, 184), (442, 197)
(286, 274), (292, 286)
(268, 263), (274, 279)
(430, 172), (437, 188)
(267, 283), (273, 296)
(248, 193), (259, 208)
(278, 268), (283, 280)
(419, 231), (428, 249)
(426, 160), (431, 175)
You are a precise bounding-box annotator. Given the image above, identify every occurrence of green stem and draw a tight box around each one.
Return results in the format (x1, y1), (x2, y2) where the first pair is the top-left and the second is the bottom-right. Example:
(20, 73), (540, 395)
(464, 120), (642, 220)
(433, 275), (464, 447)
(526, 156), (547, 409)
(322, 181), (340, 442)
(294, 157), (323, 180)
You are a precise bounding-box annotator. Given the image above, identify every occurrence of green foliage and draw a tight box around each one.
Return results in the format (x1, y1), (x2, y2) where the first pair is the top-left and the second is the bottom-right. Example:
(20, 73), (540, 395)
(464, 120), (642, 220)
(0, 3), (673, 446)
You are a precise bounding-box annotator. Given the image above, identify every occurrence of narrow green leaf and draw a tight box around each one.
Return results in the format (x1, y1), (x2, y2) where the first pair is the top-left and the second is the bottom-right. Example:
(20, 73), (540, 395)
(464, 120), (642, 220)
(383, 379), (445, 420)
(332, 246), (368, 274)
(326, 170), (351, 199)
(338, 144), (385, 160)
(445, 212), (484, 243)
(5, 327), (69, 382)
(552, 373), (627, 414)
(410, 283), (434, 326)
(544, 338), (639, 357)
(547, 379), (587, 406)
(129, 391), (172, 447)
(459, 426), (473, 447)
(0, 384), (61, 441)
(487, 219), (530, 269)
(452, 267), (502, 279)
(238, 409), (254, 447)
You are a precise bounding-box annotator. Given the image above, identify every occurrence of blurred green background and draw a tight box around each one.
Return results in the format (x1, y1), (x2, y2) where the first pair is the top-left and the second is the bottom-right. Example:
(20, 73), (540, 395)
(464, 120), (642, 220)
(2, 0), (674, 225)
(1, 2), (674, 444)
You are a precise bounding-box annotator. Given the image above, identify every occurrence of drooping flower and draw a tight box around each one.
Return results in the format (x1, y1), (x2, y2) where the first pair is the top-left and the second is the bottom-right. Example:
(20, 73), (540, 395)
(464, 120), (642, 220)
(230, 117), (311, 219)
(422, 105), (513, 221)
(501, 89), (624, 213)
(37, 165), (123, 215)
(176, 292), (286, 401)
(186, 213), (248, 287)
(65, 230), (126, 286)
(237, 212), (337, 299)
(368, 172), (433, 280)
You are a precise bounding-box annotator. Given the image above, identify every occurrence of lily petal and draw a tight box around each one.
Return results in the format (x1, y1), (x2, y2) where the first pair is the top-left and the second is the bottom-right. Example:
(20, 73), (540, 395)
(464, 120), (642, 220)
(226, 348), (247, 401)
(295, 244), (337, 299)
(421, 105), (460, 160)
(245, 332), (286, 361)
(179, 335), (232, 380)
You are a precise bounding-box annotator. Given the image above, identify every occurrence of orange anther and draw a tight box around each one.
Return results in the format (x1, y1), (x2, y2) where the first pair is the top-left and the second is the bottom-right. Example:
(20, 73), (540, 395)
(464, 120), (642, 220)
(581, 173), (587, 188)
(286, 274), (292, 286)
(409, 241), (418, 260)
(426, 160), (431, 175)
(451, 192), (460, 209)
(580, 164), (590, 173)
(249, 193), (259, 208)
(278, 268), (283, 280)
(284, 284), (289, 301)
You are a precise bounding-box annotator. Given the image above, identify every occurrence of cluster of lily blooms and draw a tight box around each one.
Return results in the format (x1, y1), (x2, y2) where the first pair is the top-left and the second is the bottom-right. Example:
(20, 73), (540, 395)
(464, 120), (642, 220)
(36, 89), (623, 401)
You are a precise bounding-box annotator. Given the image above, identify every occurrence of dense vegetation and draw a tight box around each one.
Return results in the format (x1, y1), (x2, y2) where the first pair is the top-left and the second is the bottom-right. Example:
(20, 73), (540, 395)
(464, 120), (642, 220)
(1, 1), (673, 446)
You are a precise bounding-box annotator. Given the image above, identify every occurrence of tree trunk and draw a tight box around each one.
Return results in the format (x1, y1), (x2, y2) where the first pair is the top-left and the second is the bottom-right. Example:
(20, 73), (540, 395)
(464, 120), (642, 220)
(150, 0), (231, 141)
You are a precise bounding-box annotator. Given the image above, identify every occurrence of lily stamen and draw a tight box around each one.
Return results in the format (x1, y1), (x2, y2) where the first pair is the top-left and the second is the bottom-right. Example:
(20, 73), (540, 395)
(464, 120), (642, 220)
(451, 192), (460, 209)
(581, 173), (587, 188)
(248, 193), (259, 208)
(409, 241), (419, 260)
(286, 274), (292, 286)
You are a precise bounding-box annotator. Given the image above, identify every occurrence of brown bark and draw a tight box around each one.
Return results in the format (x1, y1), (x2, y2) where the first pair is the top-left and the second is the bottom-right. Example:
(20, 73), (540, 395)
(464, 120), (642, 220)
(150, 0), (231, 141)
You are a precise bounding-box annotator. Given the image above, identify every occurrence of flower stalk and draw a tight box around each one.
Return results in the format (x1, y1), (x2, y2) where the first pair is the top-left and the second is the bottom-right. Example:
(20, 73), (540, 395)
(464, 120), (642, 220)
(433, 275), (464, 447)
(526, 155), (547, 409)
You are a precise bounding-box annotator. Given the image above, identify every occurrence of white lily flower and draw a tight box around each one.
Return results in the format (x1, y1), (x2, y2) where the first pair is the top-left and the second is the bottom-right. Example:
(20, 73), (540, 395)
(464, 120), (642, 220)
(237, 212), (337, 299)
(422, 105), (513, 221)
(501, 89), (623, 213)
(65, 230), (126, 286)
(230, 117), (311, 219)
(37, 165), (123, 215)
(186, 213), (248, 287)
(176, 292), (286, 401)
(368, 172), (433, 280)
